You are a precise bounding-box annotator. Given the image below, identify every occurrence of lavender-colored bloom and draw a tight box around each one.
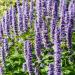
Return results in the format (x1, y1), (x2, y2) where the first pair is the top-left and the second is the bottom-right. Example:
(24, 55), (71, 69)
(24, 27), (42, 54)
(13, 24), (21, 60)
(0, 67), (3, 75)
(48, 64), (54, 75)
(47, 0), (53, 17)
(12, 7), (18, 36)
(68, 0), (75, 19)
(66, 0), (74, 49)
(0, 23), (3, 39)
(24, 40), (34, 75)
(60, 1), (67, 40)
(9, 6), (12, 26)
(22, 62), (27, 72)
(5, 10), (10, 37)
(0, 47), (5, 67)
(52, 0), (58, 19)
(42, 0), (47, 16)
(34, 67), (39, 75)
(29, 0), (34, 25)
(16, 0), (23, 34)
(34, 21), (42, 61)
(42, 21), (51, 48)
(2, 17), (5, 35)
(36, 0), (43, 28)
(22, 0), (28, 32)
(25, 0), (29, 20)
(54, 27), (61, 75)
(3, 38), (9, 57)
(50, 18), (56, 42)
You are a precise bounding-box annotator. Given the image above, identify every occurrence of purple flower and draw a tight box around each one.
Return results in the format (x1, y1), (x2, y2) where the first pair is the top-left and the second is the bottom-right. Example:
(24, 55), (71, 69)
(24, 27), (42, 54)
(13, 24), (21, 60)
(25, 0), (29, 20)
(12, 7), (18, 36)
(54, 27), (61, 75)
(2, 17), (5, 35)
(42, 21), (51, 48)
(42, 0), (47, 16)
(24, 40), (34, 74)
(0, 66), (3, 75)
(34, 21), (42, 61)
(3, 38), (9, 57)
(34, 67), (39, 75)
(5, 10), (10, 37)
(29, 0), (34, 25)
(16, 0), (23, 34)
(9, 6), (12, 26)
(0, 23), (3, 39)
(60, 0), (67, 40)
(0, 47), (5, 67)
(47, 0), (53, 17)
(48, 64), (54, 75)
(22, 62), (27, 72)
(36, 0), (43, 28)
(50, 18), (56, 42)
(22, 0), (29, 32)
(52, 0), (58, 19)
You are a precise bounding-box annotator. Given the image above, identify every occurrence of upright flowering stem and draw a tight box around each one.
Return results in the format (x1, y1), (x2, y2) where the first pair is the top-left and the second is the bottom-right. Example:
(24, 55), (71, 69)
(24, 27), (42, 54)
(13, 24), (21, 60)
(29, 0), (34, 26)
(0, 23), (3, 39)
(0, 66), (3, 75)
(22, 0), (29, 32)
(12, 6), (18, 36)
(25, 0), (29, 20)
(9, 6), (12, 26)
(42, 0), (47, 16)
(5, 10), (10, 37)
(48, 64), (54, 75)
(50, 0), (58, 42)
(2, 17), (5, 35)
(3, 38), (9, 57)
(50, 18), (56, 42)
(67, 0), (74, 49)
(42, 21), (51, 48)
(34, 67), (39, 75)
(34, 21), (42, 61)
(0, 47), (5, 67)
(16, 0), (23, 34)
(47, 0), (53, 17)
(24, 40), (34, 75)
(54, 27), (61, 75)
(60, 0), (67, 40)
(36, 0), (43, 28)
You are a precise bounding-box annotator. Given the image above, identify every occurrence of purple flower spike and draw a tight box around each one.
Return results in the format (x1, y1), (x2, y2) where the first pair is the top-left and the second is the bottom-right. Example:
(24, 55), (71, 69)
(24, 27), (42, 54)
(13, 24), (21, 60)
(47, 0), (53, 17)
(24, 40), (34, 75)
(29, 0), (34, 25)
(22, 0), (29, 32)
(3, 38), (9, 57)
(25, 0), (29, 20)
(0, 23), (3, 39)
(0, 66), (3, 75)
(9, 6), (12, 26)
(12, 7), (18, 36)
(5, 10), (10, 37)
(34, 21), (42, 61)
(42, 0), (47, 16)
(34, 67), (39, 75)
(54, 27), (61, 75)
(50, 18), (56, 42)
(2, 17), (5, 35)
(16, 0), (23, 34)
(48, 64), (54, 75)
(36, 0), (43, 28)
(0, 47), (5, 67)
(42, 21), (51, 48)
